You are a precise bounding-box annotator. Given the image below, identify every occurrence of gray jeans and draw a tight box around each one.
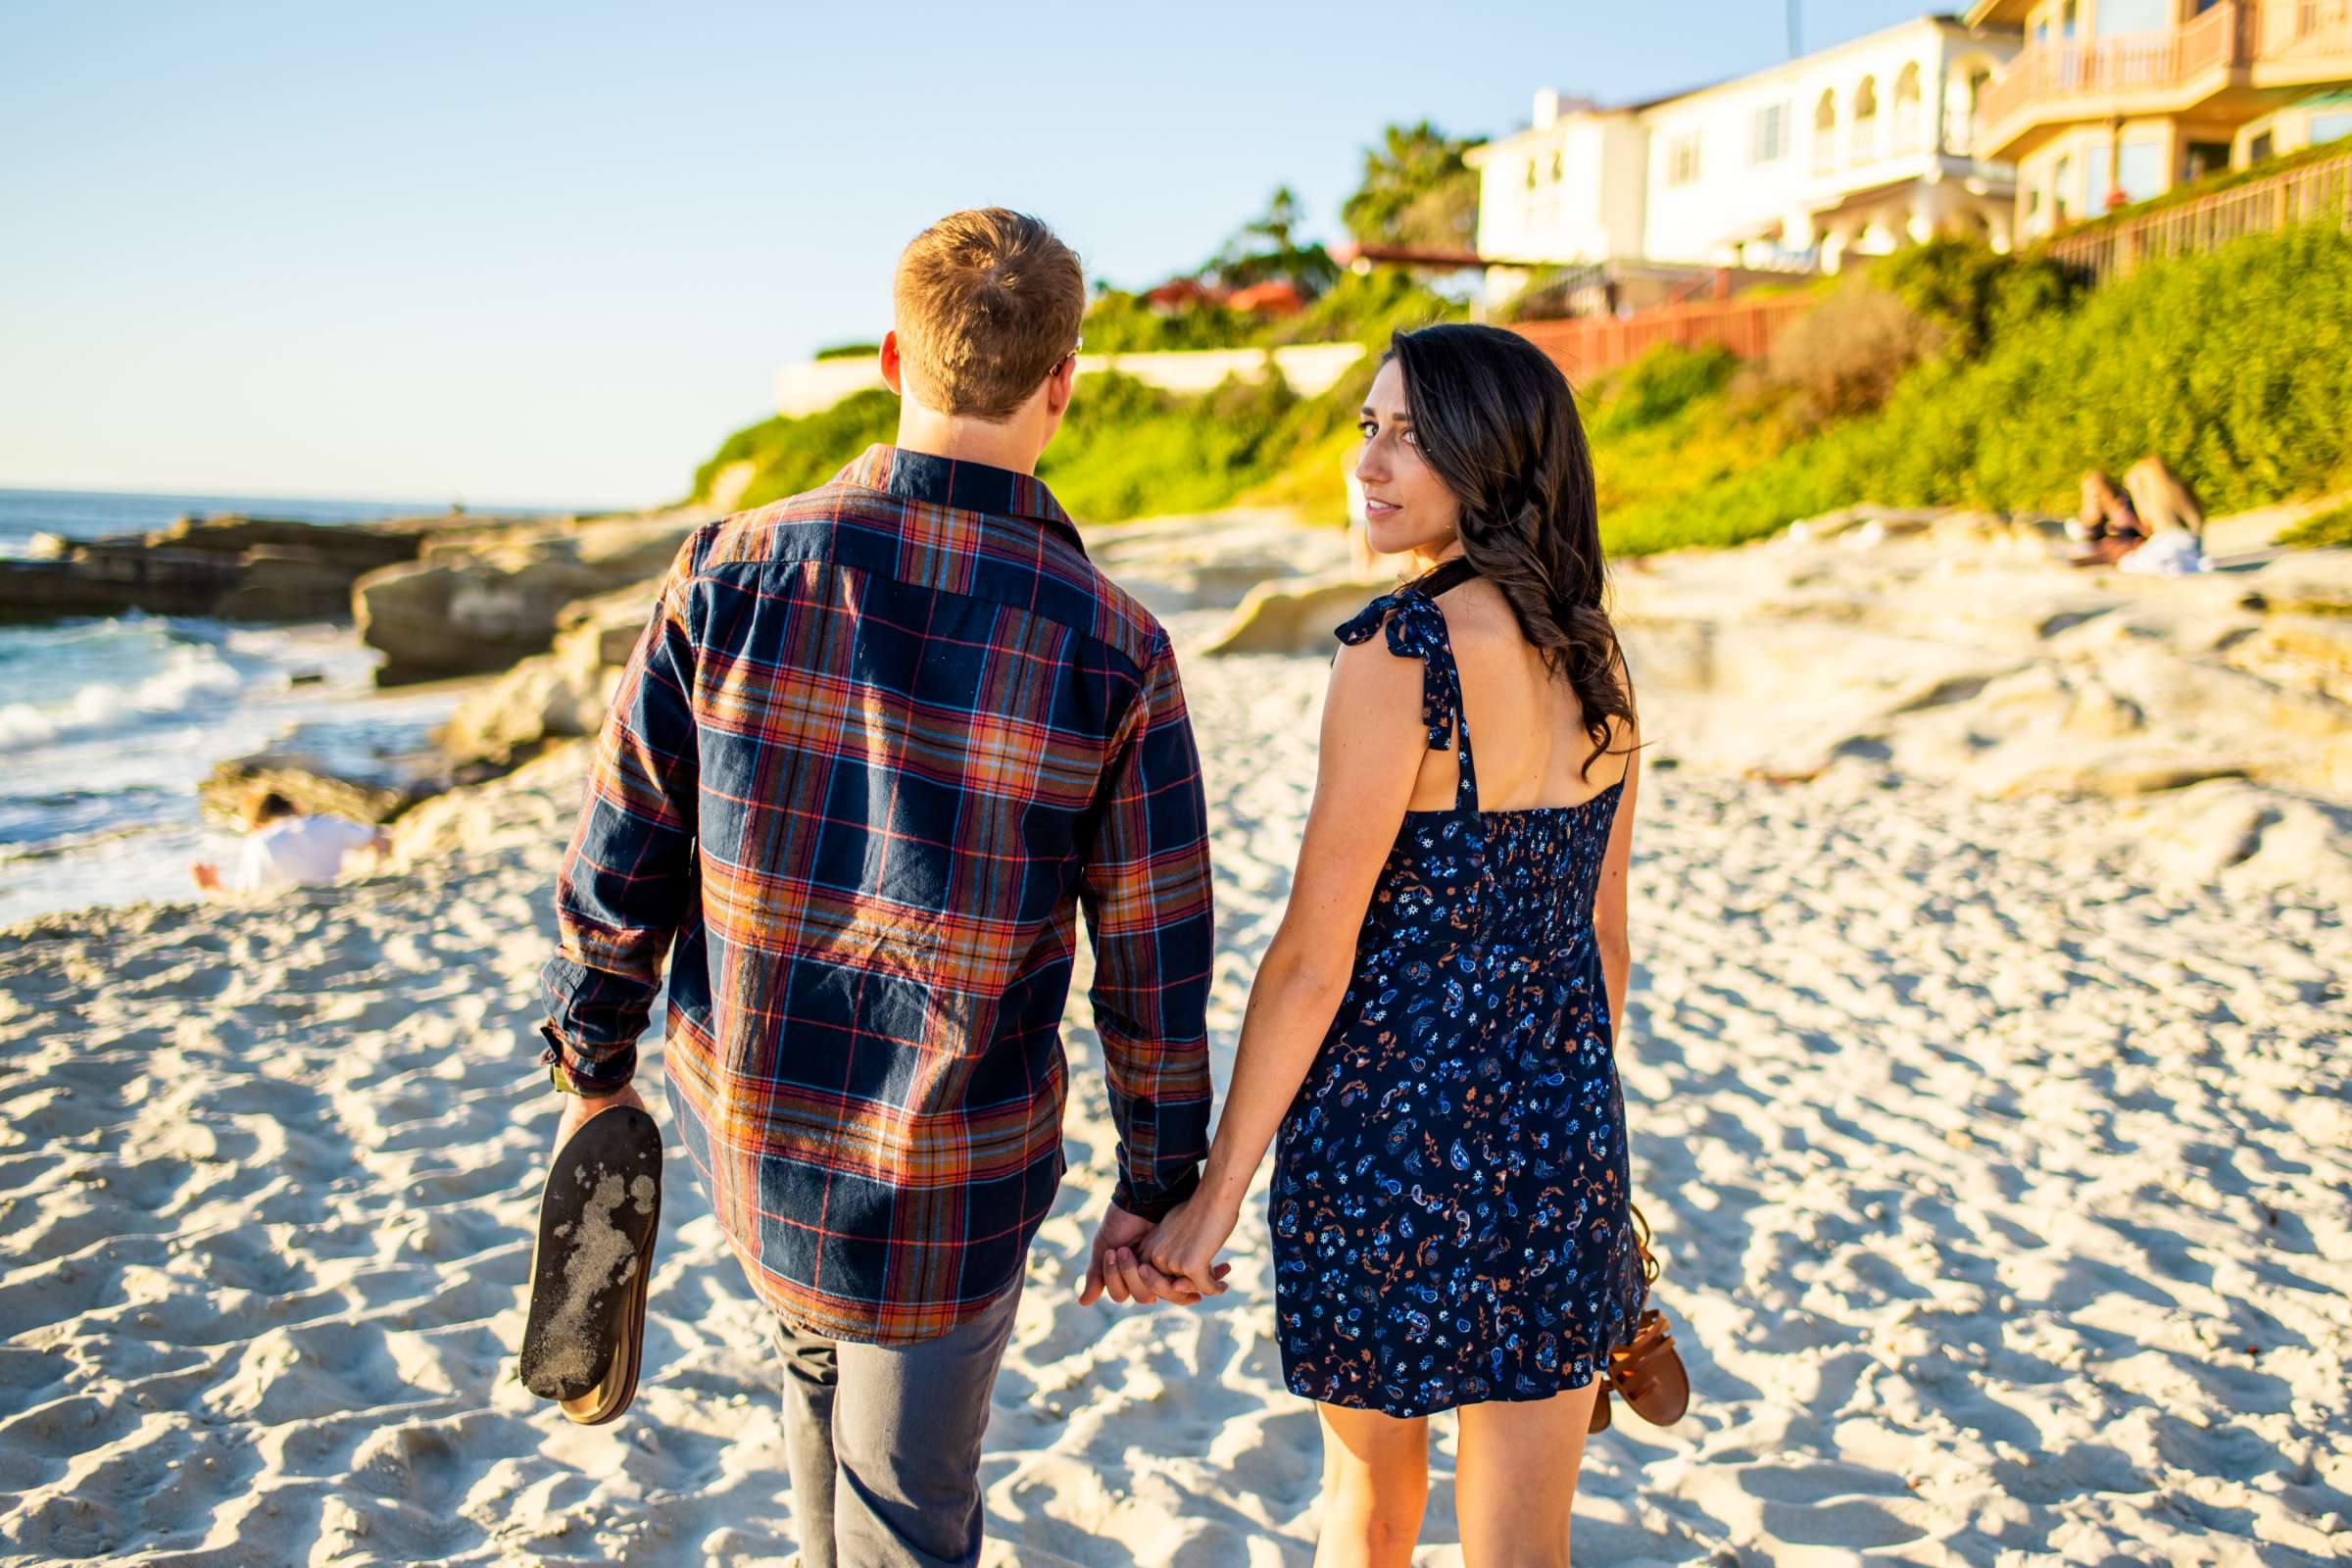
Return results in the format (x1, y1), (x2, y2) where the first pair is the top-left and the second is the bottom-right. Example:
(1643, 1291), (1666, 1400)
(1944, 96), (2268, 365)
(772, 1283), (1022, 1568)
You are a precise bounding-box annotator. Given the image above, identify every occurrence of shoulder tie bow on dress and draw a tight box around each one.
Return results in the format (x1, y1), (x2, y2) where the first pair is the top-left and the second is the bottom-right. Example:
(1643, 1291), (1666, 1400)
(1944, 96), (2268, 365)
(1335, 587), (1459, 754)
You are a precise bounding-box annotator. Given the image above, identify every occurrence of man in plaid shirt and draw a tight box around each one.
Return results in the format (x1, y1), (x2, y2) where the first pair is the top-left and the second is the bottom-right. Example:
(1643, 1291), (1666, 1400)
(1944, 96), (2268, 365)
(538, 209), (1217, 1566)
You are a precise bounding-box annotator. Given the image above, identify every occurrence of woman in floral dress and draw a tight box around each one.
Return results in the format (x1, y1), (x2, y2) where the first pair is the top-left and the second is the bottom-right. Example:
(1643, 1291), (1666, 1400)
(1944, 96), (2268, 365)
(1137, 323), (1644, 1567)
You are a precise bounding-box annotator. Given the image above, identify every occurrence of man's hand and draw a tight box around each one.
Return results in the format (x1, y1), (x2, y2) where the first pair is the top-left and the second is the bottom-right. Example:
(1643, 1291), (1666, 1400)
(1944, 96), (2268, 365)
(553, 1083), (650, 1153)
(190, 859), (220, 894)
(1079, 1201), (1231, 1308)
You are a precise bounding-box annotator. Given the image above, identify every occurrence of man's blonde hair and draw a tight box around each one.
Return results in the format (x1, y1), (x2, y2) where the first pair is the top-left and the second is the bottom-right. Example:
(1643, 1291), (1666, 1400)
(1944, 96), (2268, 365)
(893, 209), (1085, 421)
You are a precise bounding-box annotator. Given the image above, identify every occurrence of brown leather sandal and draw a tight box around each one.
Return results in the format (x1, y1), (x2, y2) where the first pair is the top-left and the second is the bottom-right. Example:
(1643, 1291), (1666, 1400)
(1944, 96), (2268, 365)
(519, 1103), (662, 1426)
(1588, 1202), (1691, 1434)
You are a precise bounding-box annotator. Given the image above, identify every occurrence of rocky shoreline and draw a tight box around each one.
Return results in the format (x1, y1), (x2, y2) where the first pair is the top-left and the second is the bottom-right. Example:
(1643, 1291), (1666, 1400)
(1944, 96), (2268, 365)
(0, 504), (715, 832)
(1, 511), (476, 623)
(16, 494), (2348, 906)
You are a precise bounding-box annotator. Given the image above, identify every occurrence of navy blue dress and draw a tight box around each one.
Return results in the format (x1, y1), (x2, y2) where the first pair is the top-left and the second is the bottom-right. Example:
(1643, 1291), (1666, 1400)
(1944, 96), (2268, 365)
(1269, 568), (1644, 1418)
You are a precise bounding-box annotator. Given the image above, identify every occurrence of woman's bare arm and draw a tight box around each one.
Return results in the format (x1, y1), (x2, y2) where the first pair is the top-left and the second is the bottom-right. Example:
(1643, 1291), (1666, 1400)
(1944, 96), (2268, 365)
(1140, 632), (1429, 1291)
(1591, 709), (1640, 1048)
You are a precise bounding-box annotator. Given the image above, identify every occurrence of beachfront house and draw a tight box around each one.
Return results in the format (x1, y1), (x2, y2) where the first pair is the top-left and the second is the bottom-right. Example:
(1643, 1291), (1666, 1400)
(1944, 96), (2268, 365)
(1467, 15), (2022, 304)
(1966, 0), (2352, 240)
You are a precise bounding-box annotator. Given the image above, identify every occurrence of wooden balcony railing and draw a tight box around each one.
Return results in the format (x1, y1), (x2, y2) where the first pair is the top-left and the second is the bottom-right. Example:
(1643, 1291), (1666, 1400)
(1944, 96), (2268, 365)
(1979, 1), (2352, 138)
(2256, 0), (2352, 62)
(2042, 144), (2352, 283)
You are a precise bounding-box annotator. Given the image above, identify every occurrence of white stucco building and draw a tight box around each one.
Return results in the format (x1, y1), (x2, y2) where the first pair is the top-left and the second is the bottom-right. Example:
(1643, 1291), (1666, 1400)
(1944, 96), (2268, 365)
(1468, 14), (2023, 300)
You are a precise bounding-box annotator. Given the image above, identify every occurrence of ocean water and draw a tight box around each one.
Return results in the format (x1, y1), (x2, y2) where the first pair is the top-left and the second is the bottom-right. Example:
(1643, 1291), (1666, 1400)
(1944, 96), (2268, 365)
(0, 488), (544, 926)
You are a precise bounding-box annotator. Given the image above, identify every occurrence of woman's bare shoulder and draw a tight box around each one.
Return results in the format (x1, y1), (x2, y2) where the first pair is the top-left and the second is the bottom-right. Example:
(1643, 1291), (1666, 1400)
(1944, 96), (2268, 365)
(1430, 575), (1521, 649)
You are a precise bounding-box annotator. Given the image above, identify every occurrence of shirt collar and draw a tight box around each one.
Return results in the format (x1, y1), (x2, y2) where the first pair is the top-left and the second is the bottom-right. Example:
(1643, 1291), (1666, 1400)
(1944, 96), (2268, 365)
(839, 444), (1084, 555)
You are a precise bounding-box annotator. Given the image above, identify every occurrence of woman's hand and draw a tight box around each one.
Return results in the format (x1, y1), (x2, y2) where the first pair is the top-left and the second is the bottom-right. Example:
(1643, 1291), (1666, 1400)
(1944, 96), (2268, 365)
(1142, 1195), (1241, 1299)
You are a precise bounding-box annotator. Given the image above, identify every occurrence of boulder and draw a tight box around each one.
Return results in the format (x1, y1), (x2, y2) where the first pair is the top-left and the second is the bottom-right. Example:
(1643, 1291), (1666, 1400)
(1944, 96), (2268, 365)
(2240, 549), (2352, 617)
(557, 582), (662, 666)
(213, 547), (371, 621)
(2120, 778), (2352, 904)
(1785, 505), (1948, 546)
(1085, 511), (1351, 618)
(355, 554), (609, 683)
(353, 514), (699, 685)
(439, 583), (660, 764)
(139, 513), (439, 571)
(2255, 614), (2352, 674)
(0, 549), (243, 622)
(1200, 570), (1401, 657)
(201, 752), (420, 825)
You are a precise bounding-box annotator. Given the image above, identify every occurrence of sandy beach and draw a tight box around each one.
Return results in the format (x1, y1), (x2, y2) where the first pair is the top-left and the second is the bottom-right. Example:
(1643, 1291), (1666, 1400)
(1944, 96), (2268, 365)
(3, 532), (2350, 1566)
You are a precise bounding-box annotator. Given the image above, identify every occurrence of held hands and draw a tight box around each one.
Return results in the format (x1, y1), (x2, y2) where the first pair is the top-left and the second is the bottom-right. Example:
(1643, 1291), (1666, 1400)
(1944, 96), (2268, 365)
(1079, 1200), (1233, 1309)
(1140, 1195), (1239, 1302)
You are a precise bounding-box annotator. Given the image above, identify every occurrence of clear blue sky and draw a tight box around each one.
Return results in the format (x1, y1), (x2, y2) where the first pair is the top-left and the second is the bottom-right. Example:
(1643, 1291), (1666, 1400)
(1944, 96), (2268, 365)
(1, 0), (1937, 509)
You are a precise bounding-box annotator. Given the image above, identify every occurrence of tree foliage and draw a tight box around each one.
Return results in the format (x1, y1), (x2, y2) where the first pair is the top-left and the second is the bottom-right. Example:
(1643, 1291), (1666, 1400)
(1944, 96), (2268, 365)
(1206, 185), (1339, 294)
(1341, 122), (1480, 252)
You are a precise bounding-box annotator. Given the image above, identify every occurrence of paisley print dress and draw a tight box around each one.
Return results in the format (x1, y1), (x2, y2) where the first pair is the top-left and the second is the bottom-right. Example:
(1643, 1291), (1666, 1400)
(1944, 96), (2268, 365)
(1269, 564), (1644, 1418)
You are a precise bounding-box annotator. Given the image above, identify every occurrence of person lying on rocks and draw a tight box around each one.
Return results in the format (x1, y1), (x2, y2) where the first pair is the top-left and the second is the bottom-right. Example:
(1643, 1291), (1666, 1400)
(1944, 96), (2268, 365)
(2069, 468), (2145, 566)
(189, 788), (387, 896)
(2072, 456), (2211, 574)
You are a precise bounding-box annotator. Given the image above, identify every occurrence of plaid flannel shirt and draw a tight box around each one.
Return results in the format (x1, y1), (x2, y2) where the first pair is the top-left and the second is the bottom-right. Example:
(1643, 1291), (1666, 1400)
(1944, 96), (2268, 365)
(540, 445), (1214, 1344)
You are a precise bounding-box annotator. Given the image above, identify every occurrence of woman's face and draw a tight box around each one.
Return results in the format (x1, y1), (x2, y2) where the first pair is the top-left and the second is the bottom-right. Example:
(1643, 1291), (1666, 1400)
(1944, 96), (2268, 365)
(1355, 360), (1461, 561)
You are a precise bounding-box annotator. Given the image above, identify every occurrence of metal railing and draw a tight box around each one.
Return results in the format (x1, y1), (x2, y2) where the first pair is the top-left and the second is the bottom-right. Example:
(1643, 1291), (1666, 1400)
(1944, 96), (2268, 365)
(2043, 145), (2352, 282)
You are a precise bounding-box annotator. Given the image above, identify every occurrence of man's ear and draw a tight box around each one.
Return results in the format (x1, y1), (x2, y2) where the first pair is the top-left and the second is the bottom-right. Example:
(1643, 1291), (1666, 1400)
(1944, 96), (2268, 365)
(879, 330), (904, 396)
(1044, 353), (1076, 418)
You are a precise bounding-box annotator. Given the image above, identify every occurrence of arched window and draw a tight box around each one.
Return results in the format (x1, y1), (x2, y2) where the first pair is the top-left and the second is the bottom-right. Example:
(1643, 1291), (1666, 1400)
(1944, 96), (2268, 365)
(1814, 88), (1838, 173)
(1893, 63), (1923, 153)
(1852, 76), (1880, 165)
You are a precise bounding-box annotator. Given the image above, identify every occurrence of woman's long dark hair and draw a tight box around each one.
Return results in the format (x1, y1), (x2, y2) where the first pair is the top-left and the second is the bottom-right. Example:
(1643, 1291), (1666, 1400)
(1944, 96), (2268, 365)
(1387, 321), (1634, 777)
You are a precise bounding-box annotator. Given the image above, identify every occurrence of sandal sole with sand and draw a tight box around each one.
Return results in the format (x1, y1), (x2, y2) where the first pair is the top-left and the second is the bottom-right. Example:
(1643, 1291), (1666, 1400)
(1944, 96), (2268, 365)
(518, 1104), (662, 1425)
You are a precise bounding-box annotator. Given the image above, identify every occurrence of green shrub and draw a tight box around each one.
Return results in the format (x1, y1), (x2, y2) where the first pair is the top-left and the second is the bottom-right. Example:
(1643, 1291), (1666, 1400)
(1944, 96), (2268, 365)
(1080, 289), (1259, 353)
(1878, 236), (2080, 361)
(2279, 501), (2352, 549)
(1604, 223), (2352, 551)
(1590, 343), (1740, 435)
(693, 388), (900, 511)
(1038, 370), (1298, 519)
(813, 341), (880, 362)
(1762, 278), (1938, 423)
(697, 225), (2352, 552)
(1269, 267), (1465, 346)
(693, 362), (1379, 526)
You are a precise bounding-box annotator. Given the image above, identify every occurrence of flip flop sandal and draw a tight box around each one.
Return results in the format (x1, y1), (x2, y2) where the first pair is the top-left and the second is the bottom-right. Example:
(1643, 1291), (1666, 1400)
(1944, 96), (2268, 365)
(519, 1103), (662, 1426)
(1591, 1204), (1692, 1434)
(1606, 1306), (1691, 1428)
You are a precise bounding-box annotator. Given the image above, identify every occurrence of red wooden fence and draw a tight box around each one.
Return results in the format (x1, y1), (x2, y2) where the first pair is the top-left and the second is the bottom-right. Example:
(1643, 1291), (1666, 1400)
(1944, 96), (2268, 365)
(1505, 292), (1817, 382)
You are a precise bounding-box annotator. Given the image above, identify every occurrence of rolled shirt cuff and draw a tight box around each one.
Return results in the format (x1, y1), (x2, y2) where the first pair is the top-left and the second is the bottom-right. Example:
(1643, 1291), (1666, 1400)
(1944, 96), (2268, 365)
(537, 1021), (637, 1096)
(1112, 1160), (1201, 1223)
